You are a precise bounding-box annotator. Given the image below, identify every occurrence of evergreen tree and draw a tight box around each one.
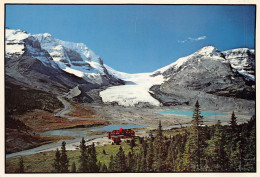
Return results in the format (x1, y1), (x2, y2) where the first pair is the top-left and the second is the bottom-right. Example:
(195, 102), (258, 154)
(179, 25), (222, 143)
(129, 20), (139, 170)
(182, 139), (192, 171)
(60, 141), (69, 172)
(108, 155), (114, 172)
(244, 116), (256, 171)
(140, 140), (148, 172)
(146, 138), (154, 172)
(153, 120), (165, 172)
(157, 120), (163, 138)
(130, 139), (136, 152)
(149, 131), (155, 142)
(135, 153), (142, 172)
(100, 163), (108, 172)
(126, 151), (134, 172)
(138, 137), (144, 144)
(226, 112), (239, 171)
(188, 100), (206, 171)
(19, 156), (24, 173)
(88, 143), (99, 172)
(154, 146), (164, 172)
(205, 120), (228, 171)
(71, 162), (76, 172)
(98, 161), (101, 172)
(230, 111), (238, 130)
(78, 138), (89, 172)
(114, 146), (127, 172)
(165, 139), (175, 172)
(53, 148), (61, 172)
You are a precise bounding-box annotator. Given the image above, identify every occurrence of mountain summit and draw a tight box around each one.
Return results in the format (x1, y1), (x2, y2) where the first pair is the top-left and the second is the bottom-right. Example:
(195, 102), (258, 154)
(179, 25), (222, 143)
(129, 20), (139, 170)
(5, 28), (123, 94)
(149, 46), (255, 109)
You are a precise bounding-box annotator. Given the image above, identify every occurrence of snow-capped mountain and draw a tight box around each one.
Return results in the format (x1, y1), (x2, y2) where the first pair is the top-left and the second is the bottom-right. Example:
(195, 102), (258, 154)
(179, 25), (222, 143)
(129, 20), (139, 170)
(149, 46), (255, 108)
(5, 29), (58, 68)
(5, 28), (123, 94)
(5, 28), (255, 109)
(223, 48), (255, 81)
(33, 33), (112, 84)
(100, 46), (255, 109)
(154, 46), (255, 81)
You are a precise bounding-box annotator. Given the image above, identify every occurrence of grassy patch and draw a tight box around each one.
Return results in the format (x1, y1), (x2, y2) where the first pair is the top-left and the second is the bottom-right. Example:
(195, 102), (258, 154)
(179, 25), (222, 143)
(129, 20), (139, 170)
(68, 103), (95, 118)
(15, 109), (109, 133)
(6, 141), (142, 173)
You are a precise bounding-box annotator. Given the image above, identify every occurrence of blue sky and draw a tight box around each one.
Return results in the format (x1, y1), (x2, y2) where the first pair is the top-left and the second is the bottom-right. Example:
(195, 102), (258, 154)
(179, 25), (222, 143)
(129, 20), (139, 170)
(6, 5), (255, 73)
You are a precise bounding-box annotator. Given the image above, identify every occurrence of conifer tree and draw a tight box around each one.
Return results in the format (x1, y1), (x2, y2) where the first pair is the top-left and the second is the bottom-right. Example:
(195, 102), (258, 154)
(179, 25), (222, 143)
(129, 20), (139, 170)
(230, 111), (237, 130)
(227, 112), (239, 171)
(244, 116), (256, 171)
(188, 100), (206, 171)
(126, 151), (134, 172)
(153, 120), (165, 172)
(182, 139), (192, 171)
(78, 138), (89, 172)
(154, 146), (164, 172)
(60, 141), (69, 172)
(140, 141), (148, 172)
(88, 143), (99, 172)
(71, 162), (76, 172)
(114, 146), (127, 172)
(135, 153), (142, 172)
(100, 163), (108, 172)
(108, 155), (114, 172)
(53, 148), (61, 172)
(157, 120), (163, 138)
(130, 139), (136, 152)
(205, 120), (227, 171)
(19, 156), (24, 173)
(146, 137), (154, 172)
(165, 139), (175, 171)
(98, 161), (101, 171)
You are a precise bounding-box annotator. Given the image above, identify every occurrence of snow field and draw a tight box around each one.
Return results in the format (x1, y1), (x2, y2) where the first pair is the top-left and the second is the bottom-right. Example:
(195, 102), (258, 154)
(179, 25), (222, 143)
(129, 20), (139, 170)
(100, 72), (165, 106)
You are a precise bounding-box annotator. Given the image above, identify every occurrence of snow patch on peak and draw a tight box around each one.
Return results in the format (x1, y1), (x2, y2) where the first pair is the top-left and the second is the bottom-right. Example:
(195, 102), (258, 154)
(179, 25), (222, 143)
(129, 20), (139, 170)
(195, 46), (221, 57)
(154, 55), (190, 75)
(223, 48), (255, 81)
(33, 33), (107, 78)
(104, 64), (132, 80)
(5, 29), (30, 56)
(223, 48), (252, 56)
(154, 46), (225, 76)
(42, 33), (52, 37)
(5, 29), (30, 42)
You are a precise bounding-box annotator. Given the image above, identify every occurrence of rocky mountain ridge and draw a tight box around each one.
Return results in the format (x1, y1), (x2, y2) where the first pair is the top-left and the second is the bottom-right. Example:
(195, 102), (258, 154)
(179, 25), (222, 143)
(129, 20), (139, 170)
(149, 46), (255, 110)
(5, 28), (123, 94)
(5, 28), (255, 110)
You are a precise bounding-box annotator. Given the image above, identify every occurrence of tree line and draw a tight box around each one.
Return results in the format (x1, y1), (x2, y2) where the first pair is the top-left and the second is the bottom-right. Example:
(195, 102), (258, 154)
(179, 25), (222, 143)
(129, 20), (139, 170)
(50, 101), (255, 172)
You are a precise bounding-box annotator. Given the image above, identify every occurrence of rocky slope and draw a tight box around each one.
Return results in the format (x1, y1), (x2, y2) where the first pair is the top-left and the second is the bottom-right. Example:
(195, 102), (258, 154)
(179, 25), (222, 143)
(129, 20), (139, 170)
(223, 48), (255, 81)
(5, 28), (123, 95)
(100, 46), (255, 111)
(149, 46), (255, 110)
